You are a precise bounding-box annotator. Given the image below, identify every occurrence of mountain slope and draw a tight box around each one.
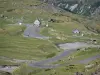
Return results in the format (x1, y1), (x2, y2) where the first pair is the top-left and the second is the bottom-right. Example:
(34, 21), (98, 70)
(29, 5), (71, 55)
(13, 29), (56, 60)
(41, 0), (100, 33)
(42, 0), (100, 16)
(0, 0), (100, 75)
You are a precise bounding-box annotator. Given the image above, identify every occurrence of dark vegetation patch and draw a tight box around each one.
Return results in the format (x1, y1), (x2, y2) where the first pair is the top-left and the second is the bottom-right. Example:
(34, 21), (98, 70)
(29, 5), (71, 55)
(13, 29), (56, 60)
(0, 7), (4, 8)
(29, 69), (42, 74)
(85, 22), (100, 33)
(92, 1), (100, 8)
(45, 69), (51, 71)
(6, 9), (15, 12)
(46, 52), (56, 58)
(52, 13), (65, 16)
(48, 18), (64, 23)
(0, 71), (12, 75)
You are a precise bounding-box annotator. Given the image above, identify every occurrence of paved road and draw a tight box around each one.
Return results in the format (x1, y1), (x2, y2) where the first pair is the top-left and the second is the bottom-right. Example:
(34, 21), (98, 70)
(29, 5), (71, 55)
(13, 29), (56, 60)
(28, 42), (100, 68)
(29, 64), (59, 69)
(79, 54), (100, 64)
(1, 25), (100, 73)
(0, 43), (99, 73)
(31, 50), (74, 65)
(23, 24), (100, 68)
(58, 42), (89, 50)
(0, 54), (99, 72)
(23, 24), (49, 39)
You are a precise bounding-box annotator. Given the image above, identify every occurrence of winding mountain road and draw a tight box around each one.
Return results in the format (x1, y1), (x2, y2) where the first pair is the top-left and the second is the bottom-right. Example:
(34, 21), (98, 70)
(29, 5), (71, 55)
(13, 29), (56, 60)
(0, 24), (100, 73)
(79, 54), (100, 64)
(23, 24), (49, 39)
(23, 24), (100, 68)
(28, 42), (100, 68)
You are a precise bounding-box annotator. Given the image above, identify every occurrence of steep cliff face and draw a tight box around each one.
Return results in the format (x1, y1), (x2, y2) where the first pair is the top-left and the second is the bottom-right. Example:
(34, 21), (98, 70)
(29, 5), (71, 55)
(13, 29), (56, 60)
(42, 0), (100, 17)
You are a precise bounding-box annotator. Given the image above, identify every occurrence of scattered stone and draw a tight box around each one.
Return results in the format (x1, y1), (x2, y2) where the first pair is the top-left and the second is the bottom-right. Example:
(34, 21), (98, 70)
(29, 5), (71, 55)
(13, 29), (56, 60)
(81, 33), (84, 36)
(0, 14), (4, 18)
(93, 39), (96, 42)
(75, 72), (79, 75)
(48, 18), (64, 23)
(81, 48), (87, 51)
(85, 64), (94, 69)
(30, 5), (33, 7)
(94, 71), (98, 74)
(18, 22), (22, 25)
(80, 73), (83, 75)
(46, 24), (49, 27)
(48, 19), (56, 22)
(91, 73), (94, 75)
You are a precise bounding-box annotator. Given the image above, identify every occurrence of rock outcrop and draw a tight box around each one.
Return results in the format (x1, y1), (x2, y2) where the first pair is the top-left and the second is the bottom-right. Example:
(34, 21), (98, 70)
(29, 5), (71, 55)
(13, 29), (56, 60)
(41, 0), (100, 18)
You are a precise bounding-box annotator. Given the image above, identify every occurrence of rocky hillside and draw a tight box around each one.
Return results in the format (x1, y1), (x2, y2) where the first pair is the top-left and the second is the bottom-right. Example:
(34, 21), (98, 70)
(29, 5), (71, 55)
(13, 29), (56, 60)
(41, 0), (100, 33)
(42, 0), (100, 17)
